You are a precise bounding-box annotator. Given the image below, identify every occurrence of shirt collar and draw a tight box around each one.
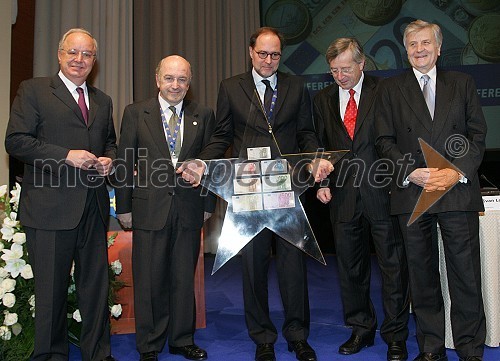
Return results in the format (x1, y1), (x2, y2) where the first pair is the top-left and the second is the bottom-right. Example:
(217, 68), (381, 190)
(252, 68), (277, 89)
(158, 94), (183, 114)
(413, 66), (437, 85)
(58, 70), (87, 94)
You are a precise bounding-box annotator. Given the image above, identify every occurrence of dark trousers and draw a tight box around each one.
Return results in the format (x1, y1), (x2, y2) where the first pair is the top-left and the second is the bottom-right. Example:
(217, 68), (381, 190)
(26, 190), (110, 361)
(241, 228), (310, 345)
(133, 203), (202, 353)
(333, 199), (409, 343)
(398, 211), (485, 358)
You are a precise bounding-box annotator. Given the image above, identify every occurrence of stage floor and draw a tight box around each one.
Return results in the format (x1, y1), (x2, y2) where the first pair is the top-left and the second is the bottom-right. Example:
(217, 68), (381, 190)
(70, 254), (499, 360)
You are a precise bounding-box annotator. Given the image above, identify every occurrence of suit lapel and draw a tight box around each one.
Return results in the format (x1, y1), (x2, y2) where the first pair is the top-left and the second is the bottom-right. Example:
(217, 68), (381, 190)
(355, 76), (376, 137)
(50, 75), (87, 126)
(274, 72), (289, 120)
(178, 100), (199, 161)
(240, 73), (262, 112)
(144, 99), (171, 159)
(431, 71), (454, 143)
(399, 71), (433, 133)
(87, 86), (99, 127)
(326, 86), (348, 141)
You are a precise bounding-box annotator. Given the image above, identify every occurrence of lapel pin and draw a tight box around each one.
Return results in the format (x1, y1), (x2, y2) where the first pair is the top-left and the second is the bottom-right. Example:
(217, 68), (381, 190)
(193, 121), (198, 126)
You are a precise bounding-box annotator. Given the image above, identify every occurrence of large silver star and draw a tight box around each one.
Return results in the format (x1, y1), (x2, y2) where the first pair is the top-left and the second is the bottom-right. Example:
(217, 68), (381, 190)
(201, 150), (347, 274)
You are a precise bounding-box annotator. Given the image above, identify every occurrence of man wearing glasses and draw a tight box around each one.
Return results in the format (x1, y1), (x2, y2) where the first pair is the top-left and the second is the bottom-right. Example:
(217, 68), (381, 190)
(197, 27), (329, 361)
(313, 38), (410, 361)
(6, 28), (116, 360)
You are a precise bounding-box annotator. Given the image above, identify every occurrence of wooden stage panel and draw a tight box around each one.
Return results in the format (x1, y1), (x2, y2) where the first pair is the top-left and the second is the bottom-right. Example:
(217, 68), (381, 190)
(107, 231), (206, 334)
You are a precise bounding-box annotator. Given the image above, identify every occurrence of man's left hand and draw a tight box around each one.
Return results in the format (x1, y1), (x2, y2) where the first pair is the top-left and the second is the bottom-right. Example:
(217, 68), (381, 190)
(424, 168), (460, 192)
(95, 157), (113, 176)
(309, 158), (334, 182)
(176, 159), (206, 187)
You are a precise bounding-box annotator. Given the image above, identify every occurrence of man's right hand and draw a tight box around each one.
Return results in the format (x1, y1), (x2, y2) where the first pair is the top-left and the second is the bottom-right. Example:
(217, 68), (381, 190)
(66, 150), (98, 170)
(117, 212), (132, 229)
(316, 187), (332, 204)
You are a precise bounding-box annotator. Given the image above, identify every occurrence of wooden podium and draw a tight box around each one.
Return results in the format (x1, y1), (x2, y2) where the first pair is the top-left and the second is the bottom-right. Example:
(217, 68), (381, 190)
(107, 231), (206, 334)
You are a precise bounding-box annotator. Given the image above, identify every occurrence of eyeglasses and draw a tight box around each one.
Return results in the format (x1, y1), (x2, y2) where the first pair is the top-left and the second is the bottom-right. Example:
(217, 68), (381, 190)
(254, 50), (281, 60)
(330, 67), (354, 76)
(60, 49), (96, 60)
(162, 76), (189, 86)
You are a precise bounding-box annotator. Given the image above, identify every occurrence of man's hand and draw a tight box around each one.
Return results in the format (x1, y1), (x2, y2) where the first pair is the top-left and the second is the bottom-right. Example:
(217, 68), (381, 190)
(309, 158), (334, 182)
(66, 150), (98, 170)
(117, 212), (132, 229)
(316, 187), (332, 204)
(95, 157), (113, 176)
(424, 168), (460, 192)
(408, 168), (439, 188)
(176, 159), (206, 187)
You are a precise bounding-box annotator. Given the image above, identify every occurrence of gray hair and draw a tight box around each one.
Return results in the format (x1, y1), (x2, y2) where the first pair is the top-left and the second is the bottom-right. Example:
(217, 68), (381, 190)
(325, 37), (365, 64)
(403, 19), (442, 49)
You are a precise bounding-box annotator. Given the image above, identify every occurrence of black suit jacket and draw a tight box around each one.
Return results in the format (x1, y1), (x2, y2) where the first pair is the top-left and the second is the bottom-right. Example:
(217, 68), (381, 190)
(5, 75), (116, 230)
(199, 70), (319, 160)
(115, 98), (216, 231)
(375, 69), (487, 215)
(313, 74), (391, 222)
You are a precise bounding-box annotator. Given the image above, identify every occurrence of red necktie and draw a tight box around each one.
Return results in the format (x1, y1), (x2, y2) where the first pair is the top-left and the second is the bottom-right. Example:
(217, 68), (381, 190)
(76, 87), (89, 124)
(344, 89), (357, 139)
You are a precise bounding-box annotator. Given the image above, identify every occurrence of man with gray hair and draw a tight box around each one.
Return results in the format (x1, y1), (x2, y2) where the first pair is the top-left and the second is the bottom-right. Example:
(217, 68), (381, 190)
(314, 37), (409, 361)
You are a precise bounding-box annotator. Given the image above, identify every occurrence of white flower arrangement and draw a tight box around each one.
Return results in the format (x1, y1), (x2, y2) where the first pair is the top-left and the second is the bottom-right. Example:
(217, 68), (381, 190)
(0, 184), (126, 358)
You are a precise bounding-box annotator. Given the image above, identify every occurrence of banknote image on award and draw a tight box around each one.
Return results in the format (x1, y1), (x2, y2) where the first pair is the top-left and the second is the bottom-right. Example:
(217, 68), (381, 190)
(198, 88), (348, 274)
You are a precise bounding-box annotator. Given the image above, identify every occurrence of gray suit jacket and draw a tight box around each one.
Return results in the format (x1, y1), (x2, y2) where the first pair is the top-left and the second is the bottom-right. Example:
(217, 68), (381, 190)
(5, 75), (116, 230)
(375, 69), (487, 215)
(114, 98), (216, 231)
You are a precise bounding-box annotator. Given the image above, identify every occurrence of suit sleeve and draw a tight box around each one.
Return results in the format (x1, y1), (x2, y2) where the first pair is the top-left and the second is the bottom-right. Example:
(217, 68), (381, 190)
(5, 80), (69, 168)
(296, 82), (320, 153)
(114, 104), (137, 214)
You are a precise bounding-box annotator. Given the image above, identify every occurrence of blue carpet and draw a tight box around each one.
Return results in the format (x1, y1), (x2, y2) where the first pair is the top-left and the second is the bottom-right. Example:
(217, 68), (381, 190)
(70, 254), (499, 360)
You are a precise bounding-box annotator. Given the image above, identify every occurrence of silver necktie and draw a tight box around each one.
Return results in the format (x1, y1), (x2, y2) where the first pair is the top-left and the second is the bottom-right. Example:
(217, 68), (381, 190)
(422, 74), (434, 119)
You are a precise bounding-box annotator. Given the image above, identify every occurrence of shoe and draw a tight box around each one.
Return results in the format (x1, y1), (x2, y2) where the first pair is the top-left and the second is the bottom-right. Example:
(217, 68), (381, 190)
(459, 357), (482, 361)
(287, 340), (317, 361)
(101, 357), (116, 361)
(338, 333), (374, 355)
(413, 353), (448, 361)
(140, 351), (158, 361)
(387, 341), (408, 361)
(255, 343), (276, 361)
(169, 344), (207, 360)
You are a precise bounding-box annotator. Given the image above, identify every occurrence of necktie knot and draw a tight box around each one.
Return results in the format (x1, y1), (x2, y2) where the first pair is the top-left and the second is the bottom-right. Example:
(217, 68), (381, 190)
(349, 88), (355, 97)
(76, 87), (88, 124)
(421, 74), (430, 85)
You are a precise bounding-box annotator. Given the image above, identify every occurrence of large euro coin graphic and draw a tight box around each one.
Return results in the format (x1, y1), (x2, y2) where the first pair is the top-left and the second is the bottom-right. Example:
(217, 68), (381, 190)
(349, 0), (402, 26)
(460, 0), (500, 16)
(264, 0), (312, 45)
(468, 14), (500, 62)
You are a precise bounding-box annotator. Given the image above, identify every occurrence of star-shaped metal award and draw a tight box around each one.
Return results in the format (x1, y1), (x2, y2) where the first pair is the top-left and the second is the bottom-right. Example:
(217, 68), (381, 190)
(200, 90), (347, 274)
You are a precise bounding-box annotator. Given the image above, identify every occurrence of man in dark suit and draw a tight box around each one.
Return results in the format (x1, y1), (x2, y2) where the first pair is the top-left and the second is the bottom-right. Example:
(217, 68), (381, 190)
(313, 38), (410, 361)
(193, 27), (332, 361)
(5, 28), (116, 361)
(375, 20), (487, 361)
(114, 55), (215, 361)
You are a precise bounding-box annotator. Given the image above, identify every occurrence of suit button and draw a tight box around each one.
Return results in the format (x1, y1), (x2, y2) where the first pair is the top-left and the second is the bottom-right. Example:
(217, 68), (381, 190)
(416, 149), (422, 154)
(352, 153), (358, 158)
(168, 191), (174, 196)
(352, 173), (357, 178)
(89, 176), (96, 181)
(407, 127), (411, 132)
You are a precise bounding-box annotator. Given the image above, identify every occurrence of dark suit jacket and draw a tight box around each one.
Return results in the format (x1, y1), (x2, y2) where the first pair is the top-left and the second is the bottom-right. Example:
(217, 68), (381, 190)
(313, 74), (391, 222)
(5, 75), (116, 230)
(375, 69), (487, 215)
(114, 98), (216, 231)
(199, 70), (319, 160)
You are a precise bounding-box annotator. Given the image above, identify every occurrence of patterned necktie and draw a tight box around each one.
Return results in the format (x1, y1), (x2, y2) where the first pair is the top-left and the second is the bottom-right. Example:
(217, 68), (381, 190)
(168, 105), (182, 158)
(76, 87), (88, 124)
(421, 74), (435, 119)
(262, 79), (274, 115)
(344, 89), (357, 139)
